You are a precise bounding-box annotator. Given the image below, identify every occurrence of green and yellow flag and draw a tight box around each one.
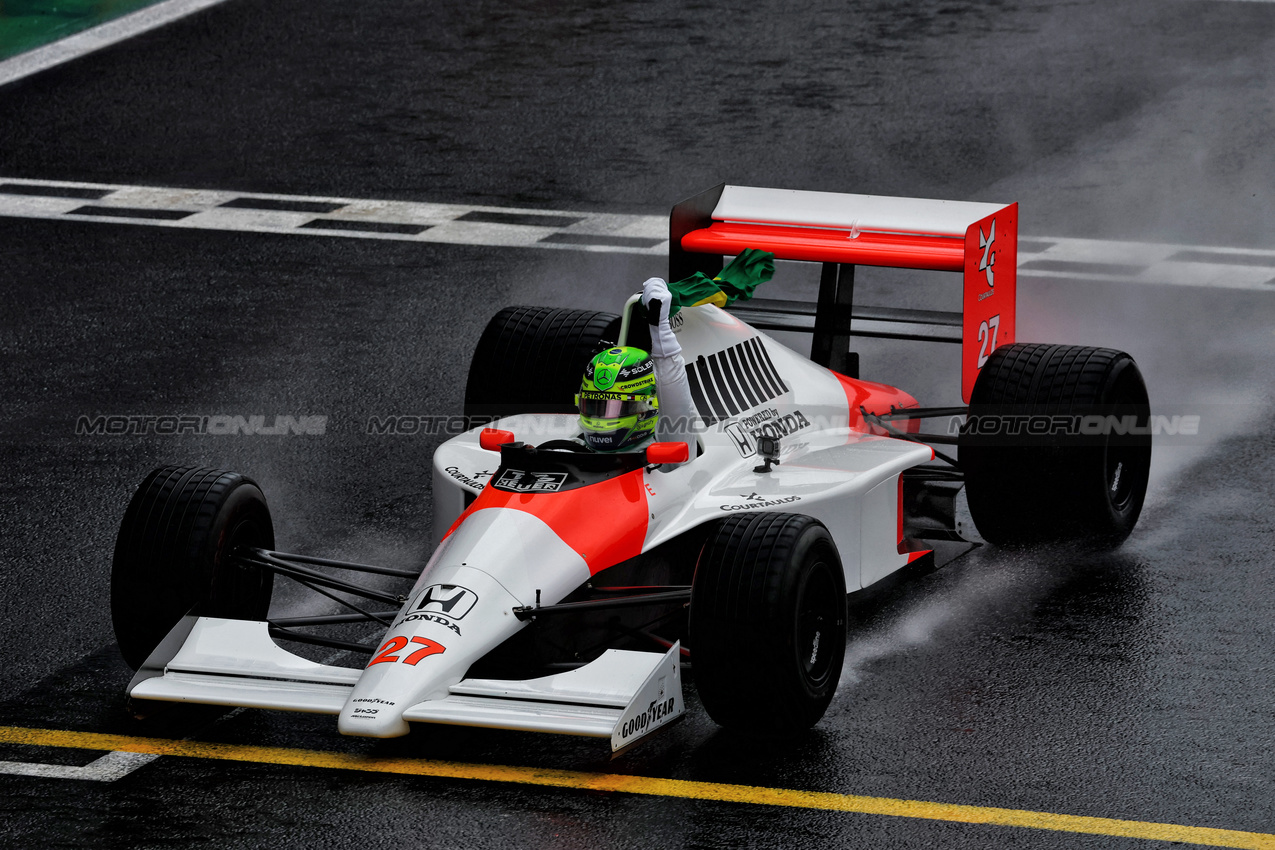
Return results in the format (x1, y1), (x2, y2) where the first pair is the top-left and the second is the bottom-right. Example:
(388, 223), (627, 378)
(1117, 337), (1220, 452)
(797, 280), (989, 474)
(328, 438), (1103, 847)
(667, 249), (774, 315)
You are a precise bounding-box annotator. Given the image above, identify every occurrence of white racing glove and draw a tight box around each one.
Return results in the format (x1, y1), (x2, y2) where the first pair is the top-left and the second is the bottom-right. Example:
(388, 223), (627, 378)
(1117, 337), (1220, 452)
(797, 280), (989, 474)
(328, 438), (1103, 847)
(639, 276), (696, 465)
(640, 277), (680, 359)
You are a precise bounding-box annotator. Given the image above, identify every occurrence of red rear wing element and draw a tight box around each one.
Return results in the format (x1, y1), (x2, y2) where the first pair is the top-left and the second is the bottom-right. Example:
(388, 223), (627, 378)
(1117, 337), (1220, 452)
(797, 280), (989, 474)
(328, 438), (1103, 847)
(671, 185), (1017, 402)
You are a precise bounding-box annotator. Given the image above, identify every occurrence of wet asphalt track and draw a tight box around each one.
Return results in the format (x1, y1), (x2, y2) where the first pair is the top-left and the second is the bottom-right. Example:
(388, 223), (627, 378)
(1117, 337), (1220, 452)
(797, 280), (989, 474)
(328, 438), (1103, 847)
(2, 0), (1275, 847)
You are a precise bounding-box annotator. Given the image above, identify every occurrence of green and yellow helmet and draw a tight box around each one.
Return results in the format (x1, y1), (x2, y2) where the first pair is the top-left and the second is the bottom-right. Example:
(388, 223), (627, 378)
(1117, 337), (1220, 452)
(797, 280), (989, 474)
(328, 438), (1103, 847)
(576, 346), (659, 452)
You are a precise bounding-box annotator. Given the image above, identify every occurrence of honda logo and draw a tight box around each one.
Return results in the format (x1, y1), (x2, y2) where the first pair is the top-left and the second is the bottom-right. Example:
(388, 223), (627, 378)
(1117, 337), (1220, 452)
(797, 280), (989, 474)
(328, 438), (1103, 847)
(724, 421), (755, 457)
(411, 584), (478, 620)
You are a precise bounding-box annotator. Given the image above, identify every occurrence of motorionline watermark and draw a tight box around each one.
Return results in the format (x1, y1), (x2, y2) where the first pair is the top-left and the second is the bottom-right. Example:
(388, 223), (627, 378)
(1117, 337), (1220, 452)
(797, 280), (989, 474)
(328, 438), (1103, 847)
(367, 415), (491, 436)
(362, 413), (812, 437)
(365, 410), (1205, 435)
(953, 413), (1200, 438)
(71, 410), (1212, 442)
(361, 407), (1215, 449)
(76, 414), (327, 436)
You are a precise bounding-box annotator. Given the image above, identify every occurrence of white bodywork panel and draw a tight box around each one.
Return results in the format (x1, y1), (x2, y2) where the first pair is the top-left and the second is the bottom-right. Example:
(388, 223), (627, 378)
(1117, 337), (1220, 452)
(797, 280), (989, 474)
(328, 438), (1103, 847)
(712, 184), (1006, 238)
(452, 649), (662, 706)
(130, 618), (359, 713)
(405, 643), (684, 751)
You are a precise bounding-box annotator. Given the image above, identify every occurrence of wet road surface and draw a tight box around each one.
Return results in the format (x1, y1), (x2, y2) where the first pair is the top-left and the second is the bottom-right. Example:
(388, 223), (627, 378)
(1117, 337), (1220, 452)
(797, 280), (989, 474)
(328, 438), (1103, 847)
(2, 1), (1274, 847)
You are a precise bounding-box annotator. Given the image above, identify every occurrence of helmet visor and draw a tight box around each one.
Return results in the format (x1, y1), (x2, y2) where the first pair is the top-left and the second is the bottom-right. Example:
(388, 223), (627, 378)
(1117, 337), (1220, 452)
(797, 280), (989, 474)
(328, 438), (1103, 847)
(576, 391), (657, 420)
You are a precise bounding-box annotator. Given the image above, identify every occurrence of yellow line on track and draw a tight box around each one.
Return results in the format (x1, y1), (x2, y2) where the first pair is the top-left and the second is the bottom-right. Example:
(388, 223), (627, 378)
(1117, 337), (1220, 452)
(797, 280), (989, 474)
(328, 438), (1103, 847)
(1, 726), (1272, 848)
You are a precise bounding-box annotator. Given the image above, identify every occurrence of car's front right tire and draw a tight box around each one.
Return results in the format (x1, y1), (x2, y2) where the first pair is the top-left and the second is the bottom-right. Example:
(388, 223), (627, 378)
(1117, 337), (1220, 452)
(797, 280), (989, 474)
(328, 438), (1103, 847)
(464, 306), (621, 421)
(690, 512), (847, 734)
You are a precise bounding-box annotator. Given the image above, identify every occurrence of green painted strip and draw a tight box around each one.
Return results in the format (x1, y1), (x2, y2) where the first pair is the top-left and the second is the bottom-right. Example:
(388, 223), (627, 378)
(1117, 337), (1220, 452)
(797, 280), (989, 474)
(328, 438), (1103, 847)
(0, 0), (164, 61)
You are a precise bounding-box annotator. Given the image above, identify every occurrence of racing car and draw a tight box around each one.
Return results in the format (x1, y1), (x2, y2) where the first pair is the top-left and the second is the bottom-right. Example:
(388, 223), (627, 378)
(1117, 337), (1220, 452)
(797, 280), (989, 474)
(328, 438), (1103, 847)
(111, 184), (1151, 752)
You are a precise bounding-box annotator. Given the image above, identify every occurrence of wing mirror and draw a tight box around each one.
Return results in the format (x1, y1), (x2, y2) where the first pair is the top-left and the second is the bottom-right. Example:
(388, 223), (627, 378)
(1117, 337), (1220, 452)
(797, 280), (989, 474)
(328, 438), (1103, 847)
(646, 441), (689, 465)
(479, 428), (516, 451)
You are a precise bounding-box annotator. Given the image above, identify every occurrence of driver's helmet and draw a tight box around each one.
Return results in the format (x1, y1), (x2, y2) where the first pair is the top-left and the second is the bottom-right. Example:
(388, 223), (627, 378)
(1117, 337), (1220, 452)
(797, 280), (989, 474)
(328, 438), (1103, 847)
(576, 346), (659, 452)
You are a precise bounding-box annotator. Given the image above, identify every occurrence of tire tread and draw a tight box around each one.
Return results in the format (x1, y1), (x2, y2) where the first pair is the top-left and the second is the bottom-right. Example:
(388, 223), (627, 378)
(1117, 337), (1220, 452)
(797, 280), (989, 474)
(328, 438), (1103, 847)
(111, 465), (274, 670)
(961, 342), (1151, 547)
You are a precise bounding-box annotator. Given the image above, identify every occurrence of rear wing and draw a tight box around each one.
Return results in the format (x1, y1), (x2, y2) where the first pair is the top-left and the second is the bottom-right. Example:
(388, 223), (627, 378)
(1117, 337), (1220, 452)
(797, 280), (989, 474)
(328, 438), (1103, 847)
(670, 184), (1017, 402)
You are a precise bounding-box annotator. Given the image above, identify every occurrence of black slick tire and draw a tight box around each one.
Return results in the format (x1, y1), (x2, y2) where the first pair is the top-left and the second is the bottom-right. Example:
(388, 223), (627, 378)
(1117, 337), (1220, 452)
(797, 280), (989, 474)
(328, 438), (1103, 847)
(464, 306), (621, 421)
(111, 466), (275, 670)
(690, 512), (847, 734)
(959, 343), (1152, 548)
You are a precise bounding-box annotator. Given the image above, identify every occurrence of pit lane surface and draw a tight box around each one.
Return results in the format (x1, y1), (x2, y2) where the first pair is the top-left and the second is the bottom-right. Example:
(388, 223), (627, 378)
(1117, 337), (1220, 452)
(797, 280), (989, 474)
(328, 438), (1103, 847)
(2, 1), (1275, 847)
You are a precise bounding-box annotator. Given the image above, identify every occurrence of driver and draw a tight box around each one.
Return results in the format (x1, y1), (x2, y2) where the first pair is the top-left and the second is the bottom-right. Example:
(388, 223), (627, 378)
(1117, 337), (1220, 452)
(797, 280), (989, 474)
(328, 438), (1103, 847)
(577, 346), (659, 451)
(575, 277), (696, 461)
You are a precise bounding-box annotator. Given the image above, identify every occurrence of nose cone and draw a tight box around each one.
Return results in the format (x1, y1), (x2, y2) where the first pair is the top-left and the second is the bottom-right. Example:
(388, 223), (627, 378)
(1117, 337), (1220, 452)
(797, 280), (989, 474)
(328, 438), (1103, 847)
(335, 563), (531, 738)
(339, 695), (411, 737)
(336, 508), (595, 738)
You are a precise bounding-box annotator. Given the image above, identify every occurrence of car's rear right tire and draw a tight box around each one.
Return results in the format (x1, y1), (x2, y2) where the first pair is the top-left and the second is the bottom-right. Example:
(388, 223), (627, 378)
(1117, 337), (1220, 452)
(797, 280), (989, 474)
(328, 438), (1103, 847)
(959, 343), (1152, 548)
(464, 306), (621, 421)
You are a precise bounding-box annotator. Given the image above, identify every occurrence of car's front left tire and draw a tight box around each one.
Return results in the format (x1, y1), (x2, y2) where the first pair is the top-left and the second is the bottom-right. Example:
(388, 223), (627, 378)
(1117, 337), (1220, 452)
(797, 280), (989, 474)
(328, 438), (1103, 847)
(111, 466), (274, 670)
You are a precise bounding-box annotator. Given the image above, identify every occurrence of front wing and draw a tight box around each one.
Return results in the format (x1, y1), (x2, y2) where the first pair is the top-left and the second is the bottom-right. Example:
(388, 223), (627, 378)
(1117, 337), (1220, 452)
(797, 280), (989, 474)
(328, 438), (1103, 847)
(128, 617), (684, 753)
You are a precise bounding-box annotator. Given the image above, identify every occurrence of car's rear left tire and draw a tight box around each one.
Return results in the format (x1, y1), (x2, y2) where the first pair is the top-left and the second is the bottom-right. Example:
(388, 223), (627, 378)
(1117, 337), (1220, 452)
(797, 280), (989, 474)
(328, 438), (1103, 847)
(690, 512), (847, 734)
(959, 343), (1152, 548)
(464, 306), (622, 421)
(111, 466), (275, 670)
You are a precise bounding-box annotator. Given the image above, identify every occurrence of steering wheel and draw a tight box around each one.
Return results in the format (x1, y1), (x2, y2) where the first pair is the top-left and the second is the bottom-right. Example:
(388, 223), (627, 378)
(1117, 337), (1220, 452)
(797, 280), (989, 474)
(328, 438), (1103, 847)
(536, 439), (589, 452)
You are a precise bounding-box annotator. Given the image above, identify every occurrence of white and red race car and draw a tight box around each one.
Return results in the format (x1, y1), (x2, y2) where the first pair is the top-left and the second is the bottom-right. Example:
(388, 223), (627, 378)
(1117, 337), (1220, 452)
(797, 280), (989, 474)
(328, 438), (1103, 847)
(111, 185), (1151, 753)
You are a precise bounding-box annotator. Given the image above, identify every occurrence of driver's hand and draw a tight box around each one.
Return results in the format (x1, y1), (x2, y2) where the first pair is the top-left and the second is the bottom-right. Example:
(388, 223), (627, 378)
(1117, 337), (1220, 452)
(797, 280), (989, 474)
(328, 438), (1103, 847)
(641, 277), (672, 328)
(641, 277), (679, 359)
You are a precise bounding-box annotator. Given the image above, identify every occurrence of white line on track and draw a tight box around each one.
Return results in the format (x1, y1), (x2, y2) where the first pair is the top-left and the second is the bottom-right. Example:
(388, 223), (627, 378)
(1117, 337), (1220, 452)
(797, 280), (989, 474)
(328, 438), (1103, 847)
(0, 0), (233, 89)
(1, 177), (1273, 291)
(0, 750), (159, 781)
(0, 177), (669, 254)
(0, 654), (338, 782)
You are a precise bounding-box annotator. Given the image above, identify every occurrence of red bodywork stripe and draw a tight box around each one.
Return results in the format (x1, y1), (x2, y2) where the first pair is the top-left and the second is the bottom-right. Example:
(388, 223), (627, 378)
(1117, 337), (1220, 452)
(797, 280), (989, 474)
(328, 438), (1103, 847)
(681, 222), (965, 272)
(897, 465), (934, 563)
(960, 207), (1019, 403)
(897, 475), (905, 548)
(443, 469), (649, 575)
(829, 372), (922, 435)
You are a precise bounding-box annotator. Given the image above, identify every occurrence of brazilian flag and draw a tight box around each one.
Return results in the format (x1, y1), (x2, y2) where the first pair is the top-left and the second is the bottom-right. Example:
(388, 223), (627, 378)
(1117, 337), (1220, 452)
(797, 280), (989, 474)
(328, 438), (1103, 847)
(668, 249), (774, 316)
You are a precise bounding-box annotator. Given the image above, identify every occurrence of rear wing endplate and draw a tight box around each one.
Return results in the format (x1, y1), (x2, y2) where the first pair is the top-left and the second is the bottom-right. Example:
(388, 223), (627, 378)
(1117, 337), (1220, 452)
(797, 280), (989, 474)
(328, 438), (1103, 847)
(670, 184), (1017, 402)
